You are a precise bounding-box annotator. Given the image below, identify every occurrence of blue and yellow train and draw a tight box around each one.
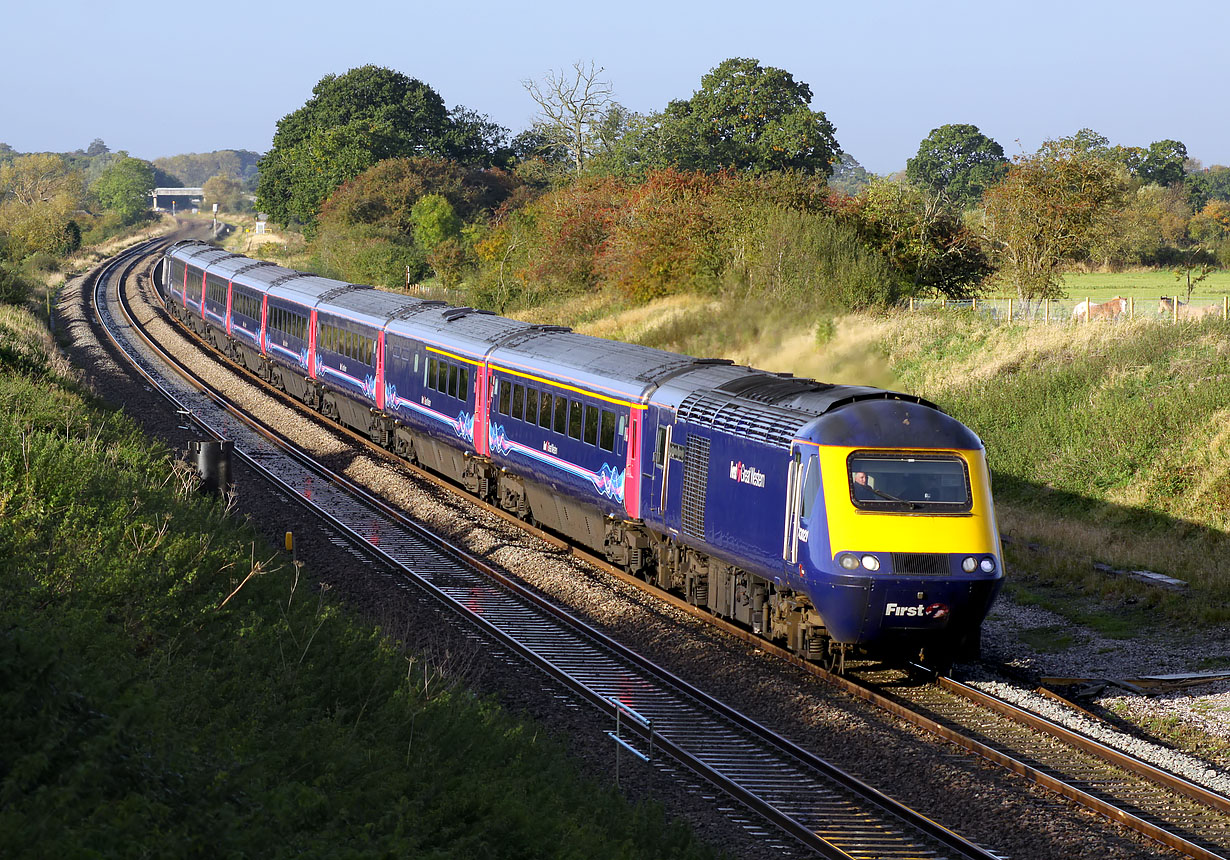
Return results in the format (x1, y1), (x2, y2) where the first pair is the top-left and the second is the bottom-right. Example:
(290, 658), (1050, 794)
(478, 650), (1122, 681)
(162, 240), (1003, 671)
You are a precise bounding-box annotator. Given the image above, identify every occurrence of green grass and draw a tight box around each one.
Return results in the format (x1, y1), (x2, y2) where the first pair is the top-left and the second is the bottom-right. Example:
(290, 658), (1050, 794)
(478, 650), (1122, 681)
(992, 269), (1230, 302)
(0, 301), (717, 859)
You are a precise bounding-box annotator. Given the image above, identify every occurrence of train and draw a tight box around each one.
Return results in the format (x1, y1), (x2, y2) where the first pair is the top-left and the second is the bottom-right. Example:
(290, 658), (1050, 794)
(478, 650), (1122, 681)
(160, 239), (1003, 672)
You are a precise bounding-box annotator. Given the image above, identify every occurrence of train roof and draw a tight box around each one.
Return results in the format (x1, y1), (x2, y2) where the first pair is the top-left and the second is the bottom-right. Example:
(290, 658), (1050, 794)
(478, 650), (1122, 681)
(266, 275), (371, 308)
(387, 305), (535, 361)
(317, 288), (429, 329)
(488, 328), (699, 406)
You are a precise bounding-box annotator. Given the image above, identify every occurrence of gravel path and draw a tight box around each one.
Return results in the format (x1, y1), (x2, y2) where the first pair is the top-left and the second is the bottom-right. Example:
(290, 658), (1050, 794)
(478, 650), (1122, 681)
(50, 236), (1197, 859)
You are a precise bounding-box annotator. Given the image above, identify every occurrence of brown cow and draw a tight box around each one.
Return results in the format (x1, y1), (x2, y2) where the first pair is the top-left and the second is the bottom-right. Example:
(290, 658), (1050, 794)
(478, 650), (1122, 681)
(1072, 296), (1128, 322)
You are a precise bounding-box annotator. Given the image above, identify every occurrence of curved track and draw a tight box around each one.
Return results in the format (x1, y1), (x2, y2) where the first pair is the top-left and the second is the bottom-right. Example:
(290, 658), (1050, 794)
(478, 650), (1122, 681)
(92, 243), (1002, 860)
(90, 240), (1230, 859)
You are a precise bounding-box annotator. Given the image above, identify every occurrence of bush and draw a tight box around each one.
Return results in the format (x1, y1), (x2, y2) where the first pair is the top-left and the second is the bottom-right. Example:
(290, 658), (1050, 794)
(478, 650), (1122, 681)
(0, 264), (31, 305)
(728, 205), (901, 311)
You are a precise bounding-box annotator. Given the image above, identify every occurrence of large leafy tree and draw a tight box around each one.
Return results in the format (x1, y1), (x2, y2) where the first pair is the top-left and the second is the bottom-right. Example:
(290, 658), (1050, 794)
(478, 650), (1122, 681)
(1136, 139), (1188, 186)
(982, 136), (1128, 302)
(604, 58), (839, 177)
(258, 66), (504, 227)
(0, 154), (85, 258)
(906, 124), (1008, 209)
(90, 153), (155, 223)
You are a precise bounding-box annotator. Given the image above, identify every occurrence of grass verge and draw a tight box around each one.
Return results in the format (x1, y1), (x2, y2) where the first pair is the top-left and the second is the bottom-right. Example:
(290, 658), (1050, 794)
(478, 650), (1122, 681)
(0, 300), (716, 858)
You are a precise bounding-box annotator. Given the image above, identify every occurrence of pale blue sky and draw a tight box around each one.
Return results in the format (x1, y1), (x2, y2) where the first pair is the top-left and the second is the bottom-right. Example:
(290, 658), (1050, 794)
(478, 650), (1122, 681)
(4, 0), (1226, 174)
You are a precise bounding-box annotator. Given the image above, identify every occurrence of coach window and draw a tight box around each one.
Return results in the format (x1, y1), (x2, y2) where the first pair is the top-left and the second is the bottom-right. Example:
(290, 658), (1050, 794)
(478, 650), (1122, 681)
(498, 379), (510, 415)
(539, 393), (554, 429)
(584, 405), (599, 446)
(554, 395), (567, 434)
(600, 410), (616, 451)
(568, 400), (583, 440)
(511, 383), (525, 420)
(448, 364), (459, 398)
(459, 367), (469, 402)
(525, 389), (538, 425)
(428, 357), (438, 391)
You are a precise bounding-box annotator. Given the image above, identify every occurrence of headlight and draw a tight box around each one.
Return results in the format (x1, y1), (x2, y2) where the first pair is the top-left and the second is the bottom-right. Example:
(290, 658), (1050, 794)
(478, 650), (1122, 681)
(962, 556), (978, 573)
(839, 553), (860, 570)
(980, 557), (997, 573)
(861, 554), (880, 571)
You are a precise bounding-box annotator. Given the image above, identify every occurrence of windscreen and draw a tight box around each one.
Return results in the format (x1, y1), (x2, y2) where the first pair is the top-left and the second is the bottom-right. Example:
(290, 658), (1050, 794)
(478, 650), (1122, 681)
(847, 452), (971, 513)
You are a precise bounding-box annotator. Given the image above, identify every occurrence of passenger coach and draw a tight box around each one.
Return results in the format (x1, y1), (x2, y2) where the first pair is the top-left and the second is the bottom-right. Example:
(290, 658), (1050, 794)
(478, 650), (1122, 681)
(160, 240), (1003, 671)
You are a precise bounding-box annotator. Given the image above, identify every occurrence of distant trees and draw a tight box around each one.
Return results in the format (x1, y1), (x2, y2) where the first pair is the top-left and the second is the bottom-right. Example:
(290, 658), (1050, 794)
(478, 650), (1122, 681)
(906, 124), (1008, 209)
(258, 65), (508, 228)
(154, 150), (261, 188)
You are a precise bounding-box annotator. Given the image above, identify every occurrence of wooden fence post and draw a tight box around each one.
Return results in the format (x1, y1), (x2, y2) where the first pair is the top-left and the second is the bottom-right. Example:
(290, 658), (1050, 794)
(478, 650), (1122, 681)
(909, 296), (914, 312)
(1129, 296), (1134, 319)
(1045, 298), (1050, 324)
(1085, 296), (1090, 324)
(1007, 298), (1013, 324)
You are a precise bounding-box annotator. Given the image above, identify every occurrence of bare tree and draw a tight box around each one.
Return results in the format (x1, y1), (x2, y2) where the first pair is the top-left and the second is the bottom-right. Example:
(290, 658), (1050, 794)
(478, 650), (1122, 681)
(522, 61), (613, 173)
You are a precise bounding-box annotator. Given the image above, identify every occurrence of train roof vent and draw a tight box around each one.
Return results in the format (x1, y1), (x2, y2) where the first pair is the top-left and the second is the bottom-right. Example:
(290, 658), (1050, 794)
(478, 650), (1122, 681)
(677, 391), (806, 448)
(318, 284), (361, 302)
(388, 301), (441, 320)
(716, 373), (836, 406)
(268, 272), (308, 287)
(233, 261), (277, 275)
(694, 357), (734, 366)
(442, 307), (497, 321)
(530, 324), (572, 333)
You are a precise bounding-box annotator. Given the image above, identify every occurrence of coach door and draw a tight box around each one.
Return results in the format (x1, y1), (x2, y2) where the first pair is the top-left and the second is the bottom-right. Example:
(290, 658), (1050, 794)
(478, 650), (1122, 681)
(646, 413), (674, 517)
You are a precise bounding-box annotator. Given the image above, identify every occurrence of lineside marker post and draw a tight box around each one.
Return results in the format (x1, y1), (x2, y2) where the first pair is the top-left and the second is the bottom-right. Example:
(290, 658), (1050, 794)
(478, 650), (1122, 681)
(1045, 298), (1050, 324)
(1085, 296), (1090, 324)
(1129, 296), (1134, 319)
(1007, 298), (1013, 324)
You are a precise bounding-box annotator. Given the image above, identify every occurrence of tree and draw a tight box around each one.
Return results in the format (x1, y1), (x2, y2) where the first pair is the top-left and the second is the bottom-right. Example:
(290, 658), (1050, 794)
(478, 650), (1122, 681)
(828, 152), (875, 196)
(1137, 139), (1188, 187)
(522, 61), (615, 174)
(906, 124), (1008, 209)
(0, 154), (85, 258)
(981, 137), (1128, 302)
(666, 58), (840, 175)
(202, 174), (247, 212)
(856, 178), (991, 298)
(90, 152), (155, 223)
(444, 106), (512, 168)
(86, 138), (109, 157)
(257, 66), (458, 226)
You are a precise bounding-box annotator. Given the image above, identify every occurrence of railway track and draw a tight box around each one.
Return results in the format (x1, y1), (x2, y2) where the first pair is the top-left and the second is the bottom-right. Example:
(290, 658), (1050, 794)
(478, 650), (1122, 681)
(842, 665), (1230, 860)
(89, 239), (1230, 859)
(92, 242), (1004, 859)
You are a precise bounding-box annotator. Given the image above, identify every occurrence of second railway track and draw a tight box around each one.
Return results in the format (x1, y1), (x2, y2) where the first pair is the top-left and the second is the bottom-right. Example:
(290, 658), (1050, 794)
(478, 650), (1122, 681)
(74, 237), (1230, 860)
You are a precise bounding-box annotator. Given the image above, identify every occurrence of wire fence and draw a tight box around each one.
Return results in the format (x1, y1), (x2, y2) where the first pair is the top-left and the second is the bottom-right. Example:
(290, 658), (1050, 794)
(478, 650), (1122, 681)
(906, 295), (1230, 323)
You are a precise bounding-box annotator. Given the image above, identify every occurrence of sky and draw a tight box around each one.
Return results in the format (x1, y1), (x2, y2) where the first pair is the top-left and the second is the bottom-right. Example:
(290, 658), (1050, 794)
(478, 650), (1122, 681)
(3, 0), (1227, 175)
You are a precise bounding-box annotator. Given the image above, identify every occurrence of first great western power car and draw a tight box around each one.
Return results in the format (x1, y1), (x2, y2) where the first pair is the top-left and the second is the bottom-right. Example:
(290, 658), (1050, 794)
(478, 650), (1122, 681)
(162, 240), (1004, 671)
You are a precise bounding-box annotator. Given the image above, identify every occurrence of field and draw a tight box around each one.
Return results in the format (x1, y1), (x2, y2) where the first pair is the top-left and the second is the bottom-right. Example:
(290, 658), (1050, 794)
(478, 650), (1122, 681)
(999, 269), (1230, 302)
